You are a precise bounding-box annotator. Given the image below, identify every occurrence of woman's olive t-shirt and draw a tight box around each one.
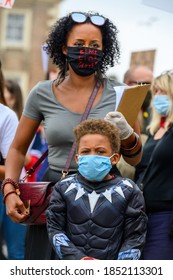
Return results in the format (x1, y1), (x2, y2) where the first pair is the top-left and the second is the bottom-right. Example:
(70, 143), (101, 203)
(23, 78), (123, 172)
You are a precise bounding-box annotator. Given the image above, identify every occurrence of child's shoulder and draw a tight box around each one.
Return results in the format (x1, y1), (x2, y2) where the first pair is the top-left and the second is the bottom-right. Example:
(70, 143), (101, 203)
(118, 177), (141, 191)
(113, 176), (135, 188)
(112, 177), (139, 199)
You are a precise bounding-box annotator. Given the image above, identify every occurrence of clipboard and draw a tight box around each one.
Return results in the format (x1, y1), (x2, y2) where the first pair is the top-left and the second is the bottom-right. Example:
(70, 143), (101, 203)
(115, 84), (151, 126)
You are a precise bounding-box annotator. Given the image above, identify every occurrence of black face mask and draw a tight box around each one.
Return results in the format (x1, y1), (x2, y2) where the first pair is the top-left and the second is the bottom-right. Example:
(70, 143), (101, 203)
(67, 46), (103, 76)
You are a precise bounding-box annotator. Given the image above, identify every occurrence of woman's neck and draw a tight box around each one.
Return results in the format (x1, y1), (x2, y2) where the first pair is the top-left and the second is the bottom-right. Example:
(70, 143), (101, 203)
(65, 72), (97, 89)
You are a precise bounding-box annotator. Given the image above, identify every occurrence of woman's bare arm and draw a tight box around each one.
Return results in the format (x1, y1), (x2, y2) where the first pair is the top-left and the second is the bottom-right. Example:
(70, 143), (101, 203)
(3, 115), (41, 222)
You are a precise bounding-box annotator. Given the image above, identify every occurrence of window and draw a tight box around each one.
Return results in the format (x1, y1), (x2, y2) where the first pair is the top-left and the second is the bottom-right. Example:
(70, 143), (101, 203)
(6, 13), (24, 43)
(0, 8), (32, 49)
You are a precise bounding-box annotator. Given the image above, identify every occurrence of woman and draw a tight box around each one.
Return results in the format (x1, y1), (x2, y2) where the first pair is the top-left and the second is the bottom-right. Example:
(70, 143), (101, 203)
(134, 70), (173, 259)
(3, 11), (142, 260)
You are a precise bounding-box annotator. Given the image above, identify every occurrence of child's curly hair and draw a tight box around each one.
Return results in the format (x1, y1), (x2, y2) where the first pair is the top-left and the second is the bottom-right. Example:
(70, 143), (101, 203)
(44, 11), (120, 84)
(74, 118), (121, 152)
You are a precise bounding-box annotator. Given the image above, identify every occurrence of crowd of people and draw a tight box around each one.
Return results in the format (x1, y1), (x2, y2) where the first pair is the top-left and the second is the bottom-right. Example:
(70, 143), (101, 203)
(0, 11), (173, 260)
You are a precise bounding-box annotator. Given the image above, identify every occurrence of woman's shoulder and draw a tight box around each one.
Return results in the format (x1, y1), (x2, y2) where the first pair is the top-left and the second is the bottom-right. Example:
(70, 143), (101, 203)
(32, 79), (53, 92)
(26, 80), (54, 101)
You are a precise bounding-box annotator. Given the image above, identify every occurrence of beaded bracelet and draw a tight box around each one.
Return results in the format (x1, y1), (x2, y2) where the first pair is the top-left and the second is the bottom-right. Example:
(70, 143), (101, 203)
(3, 190), (18, 204)
(1, 178), (19, 196)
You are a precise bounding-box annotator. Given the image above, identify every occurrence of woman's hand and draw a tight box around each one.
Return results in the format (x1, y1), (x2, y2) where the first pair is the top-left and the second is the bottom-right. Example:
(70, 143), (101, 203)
(5, 191), (29, 223)
(104, 111), (134, 140)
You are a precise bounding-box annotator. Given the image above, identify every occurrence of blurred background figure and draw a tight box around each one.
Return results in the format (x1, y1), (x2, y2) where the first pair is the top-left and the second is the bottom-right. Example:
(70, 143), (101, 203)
(0, 61), (26, 260)
(3, 79), (47, 182)
(134, 70), (173, 259)
(4, 80), (23, 120)
(123, 65), (153, 136)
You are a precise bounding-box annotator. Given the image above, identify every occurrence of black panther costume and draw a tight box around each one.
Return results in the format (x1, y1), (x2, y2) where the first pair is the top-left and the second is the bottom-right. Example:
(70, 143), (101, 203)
(46, 173), (147, 260)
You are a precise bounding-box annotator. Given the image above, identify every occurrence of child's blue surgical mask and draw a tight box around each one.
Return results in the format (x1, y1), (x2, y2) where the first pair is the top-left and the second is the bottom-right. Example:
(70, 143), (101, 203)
(153, 95), (171, 116)
(78, 154), (115, 182)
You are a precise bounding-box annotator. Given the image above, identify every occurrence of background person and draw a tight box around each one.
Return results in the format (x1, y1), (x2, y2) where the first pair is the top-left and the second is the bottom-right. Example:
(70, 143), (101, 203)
(4, 79), (46, 182)
(3, 11), (142, 260)
(4, 79), (23, 120)
(47, 119), (147, 260)
(123, 65), (153, 135)
(135, 70), (173, 259)
(0, 61), (26, 260)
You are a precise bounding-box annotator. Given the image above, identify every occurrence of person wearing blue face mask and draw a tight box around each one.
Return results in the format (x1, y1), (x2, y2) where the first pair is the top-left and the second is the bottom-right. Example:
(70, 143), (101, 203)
(134, 70), (173, 260)
(46, 118), (147, 260)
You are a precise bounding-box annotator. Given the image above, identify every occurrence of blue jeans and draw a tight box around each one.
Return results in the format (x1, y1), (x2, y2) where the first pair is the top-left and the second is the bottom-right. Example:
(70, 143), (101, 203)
(0, 192), (26, 260)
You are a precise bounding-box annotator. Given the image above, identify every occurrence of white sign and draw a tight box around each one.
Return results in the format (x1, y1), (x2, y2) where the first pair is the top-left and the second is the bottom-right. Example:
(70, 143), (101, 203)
(0, 0), (15, 9)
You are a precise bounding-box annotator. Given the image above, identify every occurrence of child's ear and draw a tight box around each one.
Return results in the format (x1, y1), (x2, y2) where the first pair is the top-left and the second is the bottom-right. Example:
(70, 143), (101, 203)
(111, 153), (120, 165)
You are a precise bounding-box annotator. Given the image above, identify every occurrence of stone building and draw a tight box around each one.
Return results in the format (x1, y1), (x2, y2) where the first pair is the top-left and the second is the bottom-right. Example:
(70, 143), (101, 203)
(0, 0), (62, 99)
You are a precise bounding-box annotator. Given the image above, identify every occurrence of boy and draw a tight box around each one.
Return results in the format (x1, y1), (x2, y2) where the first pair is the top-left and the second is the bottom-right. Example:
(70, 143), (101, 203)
(46, 119), (147, 260)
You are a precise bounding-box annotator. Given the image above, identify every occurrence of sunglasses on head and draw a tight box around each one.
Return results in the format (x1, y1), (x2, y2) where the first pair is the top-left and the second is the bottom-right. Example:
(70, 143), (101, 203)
(70, 12), (106, 26)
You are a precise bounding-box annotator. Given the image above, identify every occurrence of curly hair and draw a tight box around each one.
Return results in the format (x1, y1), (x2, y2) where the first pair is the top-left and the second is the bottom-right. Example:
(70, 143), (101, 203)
(74, 118), (121, 153)
(44, 11), (120, 84)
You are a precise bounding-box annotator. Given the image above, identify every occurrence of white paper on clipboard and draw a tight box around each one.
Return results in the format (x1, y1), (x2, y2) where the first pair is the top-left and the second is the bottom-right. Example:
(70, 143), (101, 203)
(113, 85), (130, 110)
